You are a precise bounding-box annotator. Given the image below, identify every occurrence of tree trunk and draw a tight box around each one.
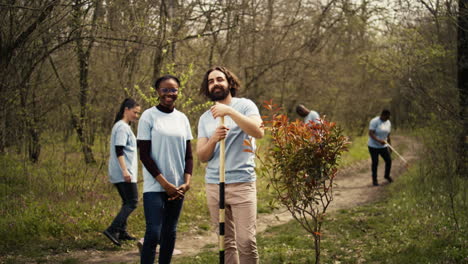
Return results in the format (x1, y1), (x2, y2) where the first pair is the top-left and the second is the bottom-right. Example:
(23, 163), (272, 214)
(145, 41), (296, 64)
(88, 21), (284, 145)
(76, 48), (96, 163)
(28, 127), (41, 163)
(0, 93), (7, 153)
(153, 46), (165, 81)
(0, 1), (58, 154)
(458, 0), (468, 176)
(27, 67), (45, 163)
(152, 0), (169, 81)
(314, 237), (321, 264)
(71, 0), (102, 164)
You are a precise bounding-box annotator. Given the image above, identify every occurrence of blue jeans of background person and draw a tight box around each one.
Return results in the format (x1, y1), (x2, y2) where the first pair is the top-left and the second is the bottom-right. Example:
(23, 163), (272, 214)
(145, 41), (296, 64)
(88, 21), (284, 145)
(108, 182), (138, 233)
(141, 192), (184, 264)
(368, 146), (392, 182)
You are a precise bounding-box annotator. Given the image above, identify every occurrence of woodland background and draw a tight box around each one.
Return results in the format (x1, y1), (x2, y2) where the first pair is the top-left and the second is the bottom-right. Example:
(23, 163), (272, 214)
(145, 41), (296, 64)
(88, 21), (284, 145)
(1, 0), (465, 163)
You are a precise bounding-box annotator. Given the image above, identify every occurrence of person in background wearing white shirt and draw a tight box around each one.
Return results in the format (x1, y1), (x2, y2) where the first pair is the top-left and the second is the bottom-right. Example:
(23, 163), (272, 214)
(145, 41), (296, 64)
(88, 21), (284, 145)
(296, 104), (321, 124)
(368, 109), (393, 186)
(103, 98), (141, 246)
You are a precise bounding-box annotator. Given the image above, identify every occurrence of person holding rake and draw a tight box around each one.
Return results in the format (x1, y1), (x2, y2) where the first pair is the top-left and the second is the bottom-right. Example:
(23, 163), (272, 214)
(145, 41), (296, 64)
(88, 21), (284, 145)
(197, 66), (264, 264)
(368, 109), (393, 186)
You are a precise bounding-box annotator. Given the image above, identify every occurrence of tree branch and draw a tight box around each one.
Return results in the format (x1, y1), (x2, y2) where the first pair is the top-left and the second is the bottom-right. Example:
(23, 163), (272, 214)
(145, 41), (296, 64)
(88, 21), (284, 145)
(12, 0), (59, 54)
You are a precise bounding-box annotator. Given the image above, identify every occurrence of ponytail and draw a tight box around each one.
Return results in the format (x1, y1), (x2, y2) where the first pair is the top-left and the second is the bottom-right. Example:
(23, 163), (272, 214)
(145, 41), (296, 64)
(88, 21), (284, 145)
(114, 98), (139, 124)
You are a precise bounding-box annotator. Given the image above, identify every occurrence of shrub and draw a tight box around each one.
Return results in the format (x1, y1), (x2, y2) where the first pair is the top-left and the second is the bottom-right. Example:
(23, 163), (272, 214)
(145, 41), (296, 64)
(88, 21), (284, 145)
(253, 100), (349, 264)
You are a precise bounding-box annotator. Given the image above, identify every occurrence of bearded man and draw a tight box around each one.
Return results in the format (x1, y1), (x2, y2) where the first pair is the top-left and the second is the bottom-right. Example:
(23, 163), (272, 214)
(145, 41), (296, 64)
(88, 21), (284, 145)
(196, 66), (264, 264)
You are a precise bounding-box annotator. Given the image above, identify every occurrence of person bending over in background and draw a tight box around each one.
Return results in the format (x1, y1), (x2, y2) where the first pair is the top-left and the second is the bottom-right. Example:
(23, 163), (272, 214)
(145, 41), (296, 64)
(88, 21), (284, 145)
(103, 98), (141, 246)
(197, 66), (264, 264)
(296, 104), (321, 124)
(368, 109), (393, 186)
(137, 75), (193, 264)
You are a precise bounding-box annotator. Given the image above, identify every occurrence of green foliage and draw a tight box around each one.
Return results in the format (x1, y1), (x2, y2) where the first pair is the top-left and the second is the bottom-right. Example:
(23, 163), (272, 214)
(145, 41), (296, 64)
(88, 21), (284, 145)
(132, 63), (212, 116)
(0, 129), (277, 262)
(132, 85), (158, 107)
(255, 100), (350, 263)
(338, 135), (369, 167)
(410, 118), (466, 232)
(0, 136), (214, 259)
(0, 149), (132, 255)
(176, 164), (468, 264)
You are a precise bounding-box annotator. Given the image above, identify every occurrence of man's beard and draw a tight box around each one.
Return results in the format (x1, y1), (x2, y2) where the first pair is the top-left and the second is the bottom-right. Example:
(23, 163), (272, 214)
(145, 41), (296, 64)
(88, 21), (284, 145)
(208, 86), (230, 101)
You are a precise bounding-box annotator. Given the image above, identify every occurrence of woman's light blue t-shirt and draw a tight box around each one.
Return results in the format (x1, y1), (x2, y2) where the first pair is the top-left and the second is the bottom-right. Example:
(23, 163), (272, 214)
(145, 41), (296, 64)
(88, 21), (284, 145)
(137, 107), (193, 193)
(198, 98), (260, 184)
(108, 120), (138, 183)
(368, 116), (391, 148)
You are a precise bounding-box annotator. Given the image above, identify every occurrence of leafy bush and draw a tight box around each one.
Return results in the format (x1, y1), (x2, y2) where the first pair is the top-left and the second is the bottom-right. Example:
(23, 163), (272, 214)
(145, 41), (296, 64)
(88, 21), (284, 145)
(253, 100), (349, 263)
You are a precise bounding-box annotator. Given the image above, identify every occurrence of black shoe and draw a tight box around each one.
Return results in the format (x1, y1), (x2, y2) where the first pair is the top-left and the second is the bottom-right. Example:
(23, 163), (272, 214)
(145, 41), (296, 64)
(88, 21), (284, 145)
(103, 229), (121, 246)
(385, 176), (393, 183)
(373, 180), (379, 186)
(137, 238), (144, 253)
(119, 231), (137, 241)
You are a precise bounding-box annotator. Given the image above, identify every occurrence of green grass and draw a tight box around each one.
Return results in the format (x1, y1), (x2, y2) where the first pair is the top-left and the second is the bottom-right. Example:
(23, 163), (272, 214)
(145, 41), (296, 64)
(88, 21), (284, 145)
(0, 152), (136, 256)
(338, 135), (369, 167)
(175, 164), (468, 263)
(338, 134), (411, 167)
(0, 135), (268, 261)
(0, 133), (382, 260)
(0, 137), (213, 259)
(4, 132), (464, 263)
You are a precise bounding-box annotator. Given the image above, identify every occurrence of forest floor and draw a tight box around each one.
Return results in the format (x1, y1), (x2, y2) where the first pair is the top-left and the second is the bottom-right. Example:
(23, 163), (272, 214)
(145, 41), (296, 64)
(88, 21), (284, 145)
(23, 135), (422, 264)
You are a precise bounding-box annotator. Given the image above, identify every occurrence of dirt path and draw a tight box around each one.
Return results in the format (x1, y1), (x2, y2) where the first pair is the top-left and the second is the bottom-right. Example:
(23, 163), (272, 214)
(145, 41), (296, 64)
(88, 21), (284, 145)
(42, 135), (421, 263)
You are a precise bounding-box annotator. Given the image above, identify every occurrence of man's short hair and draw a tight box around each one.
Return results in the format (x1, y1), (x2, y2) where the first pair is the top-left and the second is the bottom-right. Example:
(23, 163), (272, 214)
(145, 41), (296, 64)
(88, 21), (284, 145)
(381, 109), (391, 116)
(200, 66), (241, 98)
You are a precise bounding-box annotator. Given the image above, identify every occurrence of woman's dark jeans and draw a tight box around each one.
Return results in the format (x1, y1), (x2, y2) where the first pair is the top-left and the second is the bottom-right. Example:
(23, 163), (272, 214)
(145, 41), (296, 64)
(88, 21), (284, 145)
(108, 182), (138, 233)
(141, 192), (184, 264)
(368, 146), (392, 182)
